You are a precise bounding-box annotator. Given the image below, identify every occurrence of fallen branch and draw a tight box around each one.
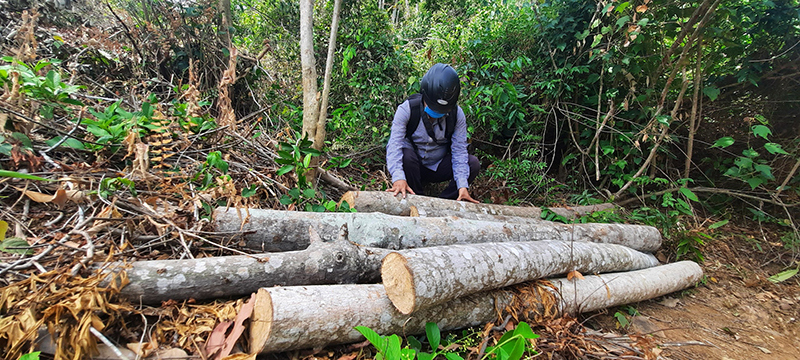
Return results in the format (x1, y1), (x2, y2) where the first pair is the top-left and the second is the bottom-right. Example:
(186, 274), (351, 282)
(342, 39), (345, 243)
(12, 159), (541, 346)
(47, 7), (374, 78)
(214, 208), (662, 252)
(381, 240), (659, 314)
(250, 261), (703, 354)
(340, 191), (614, 220)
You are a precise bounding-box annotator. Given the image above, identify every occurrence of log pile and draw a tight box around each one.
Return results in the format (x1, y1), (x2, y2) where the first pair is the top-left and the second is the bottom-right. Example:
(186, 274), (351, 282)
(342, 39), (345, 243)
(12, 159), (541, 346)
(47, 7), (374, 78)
(118, 191), (703, 356)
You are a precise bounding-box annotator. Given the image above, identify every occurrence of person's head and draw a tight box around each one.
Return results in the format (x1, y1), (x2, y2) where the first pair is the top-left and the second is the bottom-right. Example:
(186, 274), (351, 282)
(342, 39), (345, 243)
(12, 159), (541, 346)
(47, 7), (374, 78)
(420, 63), (460, 118)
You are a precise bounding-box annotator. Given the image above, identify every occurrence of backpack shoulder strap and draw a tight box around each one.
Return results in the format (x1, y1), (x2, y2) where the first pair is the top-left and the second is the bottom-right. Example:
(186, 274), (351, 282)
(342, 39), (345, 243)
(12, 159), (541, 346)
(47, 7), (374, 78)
(406, 94), (423, 141)
(444, 108), (457, 142)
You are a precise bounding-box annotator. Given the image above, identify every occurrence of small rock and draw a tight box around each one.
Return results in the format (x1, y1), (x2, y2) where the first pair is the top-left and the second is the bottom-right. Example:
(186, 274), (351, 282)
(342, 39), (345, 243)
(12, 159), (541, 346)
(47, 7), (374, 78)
(756, 346), (772, 354)
(658, 297), (680, 308)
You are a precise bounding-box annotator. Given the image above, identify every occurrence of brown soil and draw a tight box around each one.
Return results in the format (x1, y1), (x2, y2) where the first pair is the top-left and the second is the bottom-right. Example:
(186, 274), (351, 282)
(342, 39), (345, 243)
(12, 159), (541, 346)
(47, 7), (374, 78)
(587, 227), (800, 360)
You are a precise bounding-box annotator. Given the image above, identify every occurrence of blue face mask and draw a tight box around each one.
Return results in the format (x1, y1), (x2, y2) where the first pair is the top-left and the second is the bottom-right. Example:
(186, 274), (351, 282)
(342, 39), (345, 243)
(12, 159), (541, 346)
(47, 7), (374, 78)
(424, 106), (445, 119)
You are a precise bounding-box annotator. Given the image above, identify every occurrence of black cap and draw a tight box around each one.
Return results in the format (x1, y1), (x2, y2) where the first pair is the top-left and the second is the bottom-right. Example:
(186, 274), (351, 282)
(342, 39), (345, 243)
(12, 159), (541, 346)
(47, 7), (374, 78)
(420, 63), (460, 114)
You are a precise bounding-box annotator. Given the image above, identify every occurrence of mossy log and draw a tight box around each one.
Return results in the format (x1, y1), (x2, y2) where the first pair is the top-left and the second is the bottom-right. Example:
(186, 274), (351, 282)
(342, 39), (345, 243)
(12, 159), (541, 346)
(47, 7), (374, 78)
(339, 191), (614, 220)
(381, 241), (659, 314)
(214, 208), (661, 252)
(250, 261), (703, 354)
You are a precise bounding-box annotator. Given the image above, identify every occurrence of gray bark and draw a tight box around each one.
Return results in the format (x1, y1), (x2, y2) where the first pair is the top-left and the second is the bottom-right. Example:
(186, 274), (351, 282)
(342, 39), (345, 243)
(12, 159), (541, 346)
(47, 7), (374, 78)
(251, 261), (703, 354)
(115, 227), (388, 304)
(340, 191), (614, 220)
(214, 208), (662, 252)
(381, 241), (659, 314)
(299, 0), (319, 141)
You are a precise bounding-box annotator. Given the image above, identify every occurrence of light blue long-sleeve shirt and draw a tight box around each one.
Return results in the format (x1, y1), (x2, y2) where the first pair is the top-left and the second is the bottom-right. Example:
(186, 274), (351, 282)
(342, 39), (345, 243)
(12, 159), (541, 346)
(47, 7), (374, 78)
(386, 99), (471, 189)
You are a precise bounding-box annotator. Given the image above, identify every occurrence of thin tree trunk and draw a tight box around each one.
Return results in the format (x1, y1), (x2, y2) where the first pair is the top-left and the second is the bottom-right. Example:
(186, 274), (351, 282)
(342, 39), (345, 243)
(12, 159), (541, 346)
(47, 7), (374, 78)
(299, 0), (319, 142)
(214, 208), (663, 252)
(340, 191), (614, 220)
(219, 0), (234, 47)
(313, 0), (343, 150)
(251, 262), (703, 354)
(381, 241), (659, 314)
(684, 39), (703, 179)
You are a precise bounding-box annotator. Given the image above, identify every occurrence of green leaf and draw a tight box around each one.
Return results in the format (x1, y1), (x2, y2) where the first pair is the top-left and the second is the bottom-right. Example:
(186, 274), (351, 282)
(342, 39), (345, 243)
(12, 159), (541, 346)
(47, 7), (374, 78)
(417, 353), (433, 360)
(712, 137), (734, 148)
(656, 115), (671, 126)
(354, 326), (385, 350)
(513, 322), (539, 340)
(242, 185), (258, 198)
(425, 322), (441, 351)
(12, 132), (32, 149)
(45, 136), (85, 150)
(444, 353), (464, 360)
(742, 148), (759, 158)
(708, 219), (729, 229)
(752, 125), (771, 140)
(746, 177), (764, 190)
(302, 188), (316, 198)
(703, 86), (720, 101)
(0, 238), (34, 255)
(768, 268), (798, 283)
(408, 336), (422, 352)
(504, 338), (525, 360)
(0, 221), (6, 241)
(303, 153), (312, 168)
(0, 170), (53, 182)
(276, 165), (295, 176)
(19, 352), (40, 360)
(386, 334), (401, 360)
(679, 187), (699, 202)
(764, 143), (790, 155)
(591, 34), (603, 47)
(279, 195), (293, 205)
(754, 164), (774, 179)
(616, 15), (631, 29)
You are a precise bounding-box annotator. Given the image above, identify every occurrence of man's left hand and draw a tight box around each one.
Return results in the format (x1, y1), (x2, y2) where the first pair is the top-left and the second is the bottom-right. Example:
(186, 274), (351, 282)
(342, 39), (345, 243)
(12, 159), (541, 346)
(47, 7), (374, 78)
(457, 187), (479, 203)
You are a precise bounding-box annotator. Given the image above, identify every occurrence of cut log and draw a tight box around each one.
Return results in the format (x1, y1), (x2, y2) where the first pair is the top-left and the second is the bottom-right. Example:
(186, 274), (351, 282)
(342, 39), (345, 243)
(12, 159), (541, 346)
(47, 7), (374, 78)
(251, 261), (702, 354)
(339, 191), (614, 220)
(115, 227), (388, 304)
(381, 241), (659, 314)
(214, 208), (662, 252)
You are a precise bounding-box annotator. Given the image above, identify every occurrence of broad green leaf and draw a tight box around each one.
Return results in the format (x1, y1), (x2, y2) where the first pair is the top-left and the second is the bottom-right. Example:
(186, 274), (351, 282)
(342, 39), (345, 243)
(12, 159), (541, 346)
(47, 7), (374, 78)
(425, 322), (441, 351)
(679, 188), (699, 202)
(708, 219), (729, 229)
(276, 165), (294, 176)
(385, 335), (401, 360)
(407, 336), (422, 352)
(703, 86), (720, 101)
(354, 326), (385, 349)
(279, 195), (293, 205)
(303, 153), (312, 168)
(504, 338), (525, 360)
(513, 322), (539, 340)
(734, 157), (753, 169)
(764, 142), (790, 155)
(768, 268), (798, 283)
(0, 170), (53, 182)
(751, 125), (771, 140)
(417, 352), (433, 360)
(0, 238), (34, 255)
(656, 115), (671, 126)
(302, 188), (316, 198)
(591, 34), (603, 47)
(712, 137), (734, 148)
(616, 15), (631, 29)
(746, 177), (764, 190)
(753, 164), (774, 179)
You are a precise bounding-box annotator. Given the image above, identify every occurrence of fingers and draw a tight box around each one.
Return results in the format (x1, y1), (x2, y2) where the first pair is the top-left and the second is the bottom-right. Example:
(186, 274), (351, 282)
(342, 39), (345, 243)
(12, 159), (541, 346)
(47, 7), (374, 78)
(406, 186), (416, 195)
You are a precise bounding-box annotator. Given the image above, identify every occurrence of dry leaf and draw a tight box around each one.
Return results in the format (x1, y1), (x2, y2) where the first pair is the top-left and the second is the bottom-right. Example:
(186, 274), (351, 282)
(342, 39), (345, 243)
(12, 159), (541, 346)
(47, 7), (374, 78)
(636, 5), (648, 12)
(217, 293), (257, 360)
(567, 270), (585, 281)
(51, 188), (68, 208)
(206, 321), (234, 358)
(409, 205), (419, 217)
(658, 297), (680, 308)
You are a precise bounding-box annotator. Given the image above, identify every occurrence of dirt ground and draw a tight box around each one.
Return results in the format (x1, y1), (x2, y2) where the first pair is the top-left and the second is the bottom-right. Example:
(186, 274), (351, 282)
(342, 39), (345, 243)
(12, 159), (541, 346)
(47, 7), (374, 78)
(587, 227), (800, 360)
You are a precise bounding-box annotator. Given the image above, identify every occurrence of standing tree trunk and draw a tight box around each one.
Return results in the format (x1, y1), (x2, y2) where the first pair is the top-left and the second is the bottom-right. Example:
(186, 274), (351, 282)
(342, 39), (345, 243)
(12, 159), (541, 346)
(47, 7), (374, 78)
(381, 240), (659, 314)
(214, 208), (663, 252)
(299, 0), (319, 142)
(313, 0), (343, 150)
(250, 261), (703, 354)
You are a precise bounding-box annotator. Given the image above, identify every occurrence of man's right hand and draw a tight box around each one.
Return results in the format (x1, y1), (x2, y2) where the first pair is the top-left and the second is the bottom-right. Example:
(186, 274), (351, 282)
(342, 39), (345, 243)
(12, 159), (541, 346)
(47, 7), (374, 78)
(386, 180), (415, 198)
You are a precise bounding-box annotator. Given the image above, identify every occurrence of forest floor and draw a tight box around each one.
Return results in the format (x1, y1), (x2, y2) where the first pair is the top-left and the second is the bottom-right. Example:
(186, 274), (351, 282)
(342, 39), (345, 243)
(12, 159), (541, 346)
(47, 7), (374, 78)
(584, 224), (800, 360)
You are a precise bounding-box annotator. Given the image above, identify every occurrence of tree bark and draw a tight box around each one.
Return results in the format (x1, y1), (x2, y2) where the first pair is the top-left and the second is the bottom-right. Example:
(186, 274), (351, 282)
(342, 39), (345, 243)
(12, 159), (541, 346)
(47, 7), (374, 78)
(339, 191), (614, 220)
(299, 0), (319, 142)
(251, 261), (703, 354)
(381, 241), (659, 314)
(115, 227), (388, 304)
(214, 208), (662, 252)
